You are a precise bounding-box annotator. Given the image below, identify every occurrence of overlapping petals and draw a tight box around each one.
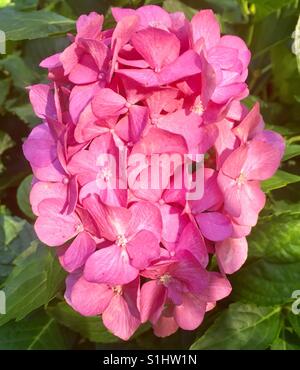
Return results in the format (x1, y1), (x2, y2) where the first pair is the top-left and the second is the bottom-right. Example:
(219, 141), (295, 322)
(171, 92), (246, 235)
(23, 5), (284, 340)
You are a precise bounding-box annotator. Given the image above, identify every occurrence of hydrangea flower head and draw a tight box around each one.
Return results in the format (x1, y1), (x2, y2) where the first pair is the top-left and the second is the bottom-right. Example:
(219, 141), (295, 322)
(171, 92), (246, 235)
(23, 5), (284, 340)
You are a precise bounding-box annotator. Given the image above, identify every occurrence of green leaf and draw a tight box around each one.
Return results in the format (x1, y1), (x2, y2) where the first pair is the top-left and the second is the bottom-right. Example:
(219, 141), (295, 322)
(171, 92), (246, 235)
(0, 130), (14, 173)
(283, 144), (300, 161)
(0, 311), (71, 349)
(295, 14), (300, 73)
(0, 78), (10, 106)
(0, 218), (35, 282)
(288, 312), (300, 338)
(0, 243), (66, 326)
(163, 0), (197, 19)
(48, 301), (119, 343)
(17, 175), (34, 219)
(0, 8), (75, 41)
(190, 303), (281, 350)
(250, 0), (297, 21)
(0, 54), (37, 89)
(0, 0), (10, 8)
(5, 100), (39, 126)
(231, 260), (300, 305)
(262, 170), (300, 192)
(271, 329), (300, 350)
(14, 0), (38, 10)
(247, 214), (300, 263)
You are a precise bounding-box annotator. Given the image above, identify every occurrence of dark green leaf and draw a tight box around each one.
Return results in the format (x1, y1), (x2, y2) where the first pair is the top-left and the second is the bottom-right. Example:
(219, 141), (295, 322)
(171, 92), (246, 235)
(48, 301), (119, 343)
(0, 54), (37, 89)
(231, 260), (300, 305)
(0, 78), (10, 106)
(17, 175), (34, 219)
(191, 303), (281, 350)
(0, 8), (75, 41)
(288, 312), (300, 338)
(5, 100), (39, 126)
(0, 243), (66, 326)
(0, 311), (71, 349)
(271, 328), (300, 350)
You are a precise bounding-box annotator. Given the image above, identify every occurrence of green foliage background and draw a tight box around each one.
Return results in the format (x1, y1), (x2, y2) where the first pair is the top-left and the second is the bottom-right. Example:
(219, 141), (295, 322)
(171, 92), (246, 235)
(0, 0), (300, 350)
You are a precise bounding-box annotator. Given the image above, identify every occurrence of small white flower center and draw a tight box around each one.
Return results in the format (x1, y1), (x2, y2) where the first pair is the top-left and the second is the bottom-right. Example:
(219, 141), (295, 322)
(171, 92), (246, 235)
(100, 167), (112, 182)
(116, 234), (128, 248)
(191, 100), (204, 115)
(159, 274), (171, 286)
(236, 172), (247, 186)
(75, 223), (84, 233)
(113, 285), (123, 295)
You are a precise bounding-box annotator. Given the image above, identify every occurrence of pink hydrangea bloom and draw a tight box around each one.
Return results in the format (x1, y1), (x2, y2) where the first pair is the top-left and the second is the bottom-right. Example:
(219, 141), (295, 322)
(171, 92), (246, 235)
(23, 5), (284, 340)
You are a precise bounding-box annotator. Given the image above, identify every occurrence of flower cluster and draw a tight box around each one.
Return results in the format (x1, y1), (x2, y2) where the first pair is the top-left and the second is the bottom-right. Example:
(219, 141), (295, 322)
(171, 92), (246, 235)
(23, 5), (284, 340)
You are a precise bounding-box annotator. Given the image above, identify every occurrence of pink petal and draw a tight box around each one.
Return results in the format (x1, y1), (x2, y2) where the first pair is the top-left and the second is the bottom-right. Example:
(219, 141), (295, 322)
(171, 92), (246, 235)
(127, 230), (160, 270)
(242, 140), (283, 181)
(158, 50), (202, 86)
(84, 244), (138, 285)
(140, 280), (167, 323)
(92, 88), (127, 119)
(34, 199), (82, 246)
(102, 280), (140, 341)
(83, 196), (131, 240)
(70, 276), (112, 316)
(136, 5), (172, 30)
(23, 124), (57, 167)
(216, 237), (248, 274)
(131, 127), (187, 155)
(131, 27), (180, 71)
(196, 212), (233, 242)
(30, 181), (67, 216)
(68, 54), (99, 84)
(28, 84), (56, 120)
(153, 313), (178, 337)
(191, 10), (220, 49)
(203, 272), (232, 302)
(174, 293), (206, 330)
(176, 222), (208, 267)
(76, 12), (104, 40)
(61, 232), (96, 273)
(127, 201), (162, 240)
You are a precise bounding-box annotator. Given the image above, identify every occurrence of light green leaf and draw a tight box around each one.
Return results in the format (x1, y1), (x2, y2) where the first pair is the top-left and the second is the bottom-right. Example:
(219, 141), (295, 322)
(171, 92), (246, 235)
(231, 260), (300, 306)
(262, 170), (300, 192)
(17, 175), (34, 219)
(48, 302), (119, 344)
(247, 213), (300, 263)
(283, 144), (300, 161)
(0, 8), (75, 41)
(250, 0), (297, 21)
(0, 243), (66, 326)
(191, 303), (281, 350)
(0, 311), (71, 349)
(163, 0), (197, 19)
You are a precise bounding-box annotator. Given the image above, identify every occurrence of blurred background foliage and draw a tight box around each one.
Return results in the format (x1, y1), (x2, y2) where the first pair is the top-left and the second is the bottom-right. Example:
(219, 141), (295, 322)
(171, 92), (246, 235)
(0, 0), (300, 350)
